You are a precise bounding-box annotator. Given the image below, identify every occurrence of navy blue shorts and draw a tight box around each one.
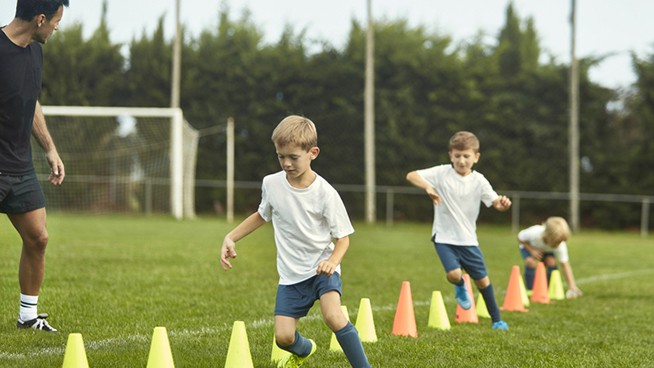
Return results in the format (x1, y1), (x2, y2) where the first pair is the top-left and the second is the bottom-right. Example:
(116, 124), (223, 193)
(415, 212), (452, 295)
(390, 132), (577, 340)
(520, 248), (555, 261)
(0, 172), (46, 214)
(274, 273), (343, 318)
(434, 242), (488, 280)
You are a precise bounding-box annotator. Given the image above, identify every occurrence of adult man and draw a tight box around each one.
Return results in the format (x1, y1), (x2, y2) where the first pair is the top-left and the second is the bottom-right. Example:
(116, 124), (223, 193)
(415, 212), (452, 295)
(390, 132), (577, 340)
(1, 0), (69, 332)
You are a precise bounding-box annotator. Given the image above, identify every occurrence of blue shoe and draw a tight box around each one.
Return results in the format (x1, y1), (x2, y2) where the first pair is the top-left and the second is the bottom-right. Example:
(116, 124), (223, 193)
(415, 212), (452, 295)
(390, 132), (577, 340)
(454, 283), (472, 310)
(492, 321), (509, 330)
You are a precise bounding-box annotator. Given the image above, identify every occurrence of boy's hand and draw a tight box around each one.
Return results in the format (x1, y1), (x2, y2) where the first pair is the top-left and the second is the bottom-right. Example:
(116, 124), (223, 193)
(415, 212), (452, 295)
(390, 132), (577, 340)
(220, 237), (238, 271)
(426, 187), (442, 205)
(493, 195), (512, 211)
(316, 260), (338, 276)
(566, 287), (583, 299)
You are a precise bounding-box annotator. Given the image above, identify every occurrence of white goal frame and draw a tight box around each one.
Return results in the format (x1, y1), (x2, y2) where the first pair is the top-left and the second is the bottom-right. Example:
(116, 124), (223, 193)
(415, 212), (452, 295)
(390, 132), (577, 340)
(42, 105), (191, 219)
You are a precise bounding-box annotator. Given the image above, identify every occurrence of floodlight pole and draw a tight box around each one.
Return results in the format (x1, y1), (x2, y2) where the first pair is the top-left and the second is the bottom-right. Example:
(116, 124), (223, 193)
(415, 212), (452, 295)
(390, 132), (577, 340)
(569, 0), (580, 231)
(364, 0), (376, 223)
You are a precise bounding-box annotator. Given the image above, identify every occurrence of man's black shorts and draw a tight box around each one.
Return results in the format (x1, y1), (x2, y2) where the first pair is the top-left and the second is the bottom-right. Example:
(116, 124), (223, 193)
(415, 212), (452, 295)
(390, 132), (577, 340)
(0, 172), (46, 214)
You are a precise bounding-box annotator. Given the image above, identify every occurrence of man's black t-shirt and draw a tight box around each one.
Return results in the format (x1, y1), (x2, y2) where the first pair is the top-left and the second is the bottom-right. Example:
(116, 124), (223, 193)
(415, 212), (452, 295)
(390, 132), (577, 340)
(0, 28), (42, 175)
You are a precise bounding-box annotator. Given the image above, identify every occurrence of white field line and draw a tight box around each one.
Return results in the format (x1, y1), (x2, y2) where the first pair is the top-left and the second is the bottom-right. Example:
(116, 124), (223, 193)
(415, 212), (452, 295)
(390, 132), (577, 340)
(1, 268), (650, 361)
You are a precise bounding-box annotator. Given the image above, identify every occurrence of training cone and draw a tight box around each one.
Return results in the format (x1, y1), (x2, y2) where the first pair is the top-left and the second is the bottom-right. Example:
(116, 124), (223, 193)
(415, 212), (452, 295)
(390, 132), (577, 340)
(427, 291), (451, 330)
(530, 262), (551, 304)
(501, 265), (529, 312)
(270, 334), (291, 363)
(455, 274), (479, 324)
(549, 269), (566, 301)
(147, 327), (175, 368)
(518, 271), (531, 307)
(225, 321), (254, 368)
(476, 294), (491, 319)
(330, 306), (351, 352)
(355, 298), (378, 343)
(62, 333), (89, 368)
(392, 281), (418, 337)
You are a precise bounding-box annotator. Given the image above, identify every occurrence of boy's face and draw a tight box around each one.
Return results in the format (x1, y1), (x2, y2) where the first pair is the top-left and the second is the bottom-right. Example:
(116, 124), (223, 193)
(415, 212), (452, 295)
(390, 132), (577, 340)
(449, 148), (480, 176)
(275, 143), (319, 183)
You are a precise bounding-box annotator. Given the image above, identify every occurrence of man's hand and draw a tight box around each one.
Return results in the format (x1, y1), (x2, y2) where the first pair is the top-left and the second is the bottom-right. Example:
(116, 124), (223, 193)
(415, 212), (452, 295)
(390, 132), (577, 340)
(493, 195), (511, 211)
(426, 187), (442, 205)
(46, 150), (65, 185)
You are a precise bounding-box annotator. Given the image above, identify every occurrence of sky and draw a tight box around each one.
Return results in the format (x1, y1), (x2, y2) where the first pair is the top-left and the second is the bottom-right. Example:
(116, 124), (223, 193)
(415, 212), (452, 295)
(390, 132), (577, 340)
(2, 0), (653, 88)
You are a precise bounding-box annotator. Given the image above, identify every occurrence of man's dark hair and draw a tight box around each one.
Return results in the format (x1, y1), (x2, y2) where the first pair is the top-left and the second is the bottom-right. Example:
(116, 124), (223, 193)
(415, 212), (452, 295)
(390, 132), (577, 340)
(15, 0), (69, 21)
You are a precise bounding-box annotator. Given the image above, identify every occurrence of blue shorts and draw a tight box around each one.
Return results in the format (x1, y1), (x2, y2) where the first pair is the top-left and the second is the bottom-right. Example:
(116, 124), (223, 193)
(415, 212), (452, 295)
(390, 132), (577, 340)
(274, 273), (342, 318)
(434, 242), (488, 280)
(0, 172), (46, 214)
(520, 248), (555, 261)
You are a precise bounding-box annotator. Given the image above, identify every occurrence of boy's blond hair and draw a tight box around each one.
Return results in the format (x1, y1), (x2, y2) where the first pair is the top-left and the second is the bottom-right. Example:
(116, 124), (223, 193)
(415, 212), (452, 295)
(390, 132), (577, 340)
(449, 131), (480, 152)
(271, 115), (317, 151)
(542, 216), (570, 247)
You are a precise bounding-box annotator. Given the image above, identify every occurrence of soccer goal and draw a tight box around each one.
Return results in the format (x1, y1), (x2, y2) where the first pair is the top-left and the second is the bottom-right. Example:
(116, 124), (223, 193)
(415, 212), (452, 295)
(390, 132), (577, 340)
(37, 106), (198, 219)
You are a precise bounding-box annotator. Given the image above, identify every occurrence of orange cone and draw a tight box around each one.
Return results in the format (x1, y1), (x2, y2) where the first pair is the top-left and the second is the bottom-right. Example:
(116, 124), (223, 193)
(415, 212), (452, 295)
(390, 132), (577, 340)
(530, 262), (551, 304)
(391, 281), (417, 337)
(455, 274), (479, 324)
(501, 265), (529, 312)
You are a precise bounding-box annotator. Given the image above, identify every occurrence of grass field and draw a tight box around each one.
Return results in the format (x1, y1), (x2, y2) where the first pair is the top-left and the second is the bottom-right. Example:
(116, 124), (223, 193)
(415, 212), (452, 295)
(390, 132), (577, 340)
(1, 214), (653, 367)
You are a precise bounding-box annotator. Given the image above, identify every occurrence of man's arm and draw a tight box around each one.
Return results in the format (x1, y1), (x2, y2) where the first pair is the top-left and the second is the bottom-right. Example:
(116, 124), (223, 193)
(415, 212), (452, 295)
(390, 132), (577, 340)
(317, 236), (350, 276)
(406, 170), (442, 205)
(32, 101), (65, 185)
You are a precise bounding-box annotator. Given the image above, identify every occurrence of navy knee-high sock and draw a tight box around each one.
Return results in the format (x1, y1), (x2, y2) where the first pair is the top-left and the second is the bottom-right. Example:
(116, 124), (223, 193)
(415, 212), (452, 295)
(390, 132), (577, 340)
(277, 331), (312, 357)
(335, 322), (370, 368)
(479, 284), (501, 323)
(524, 266), (535, 290)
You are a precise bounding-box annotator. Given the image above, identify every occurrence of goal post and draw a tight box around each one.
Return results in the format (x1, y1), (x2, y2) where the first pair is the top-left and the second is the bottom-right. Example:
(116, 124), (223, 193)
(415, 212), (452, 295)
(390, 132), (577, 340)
(38, 106), (198, 219)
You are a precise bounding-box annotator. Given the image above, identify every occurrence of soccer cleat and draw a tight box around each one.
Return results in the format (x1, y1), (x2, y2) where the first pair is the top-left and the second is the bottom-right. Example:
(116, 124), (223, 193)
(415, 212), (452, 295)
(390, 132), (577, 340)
(454, 283), (472, 310)
(492, 320), (509, 330)
(17, 313), (59, 333)
(279, 339), (317, 368)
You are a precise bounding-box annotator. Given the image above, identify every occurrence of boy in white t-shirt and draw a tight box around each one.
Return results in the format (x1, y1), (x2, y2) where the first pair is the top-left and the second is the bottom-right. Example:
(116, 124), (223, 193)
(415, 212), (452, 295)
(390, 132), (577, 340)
(406, 131), (512, 330)
(220, 115), (370, 368)
(518, 216), (583, 298)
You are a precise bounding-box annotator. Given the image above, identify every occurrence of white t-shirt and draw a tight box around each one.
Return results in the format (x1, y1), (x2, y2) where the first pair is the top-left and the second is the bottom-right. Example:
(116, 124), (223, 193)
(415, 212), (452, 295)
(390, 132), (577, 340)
(417, 164), (499, 246)
(517, 224), (569, 263)
(258, 171), (354, 285)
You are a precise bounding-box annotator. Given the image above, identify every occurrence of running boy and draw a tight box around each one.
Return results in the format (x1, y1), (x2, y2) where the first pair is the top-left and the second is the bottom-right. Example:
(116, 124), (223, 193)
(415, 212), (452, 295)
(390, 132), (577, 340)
(406, 131), (512, 330)
(518, 216), (583, 298)
(220, 115), (370, 368)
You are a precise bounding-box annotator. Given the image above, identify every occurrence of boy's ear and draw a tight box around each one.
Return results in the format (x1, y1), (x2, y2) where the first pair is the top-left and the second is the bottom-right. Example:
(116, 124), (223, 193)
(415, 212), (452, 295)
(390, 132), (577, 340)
(474, 151), (480, 163)
(310, 146), (320, 159)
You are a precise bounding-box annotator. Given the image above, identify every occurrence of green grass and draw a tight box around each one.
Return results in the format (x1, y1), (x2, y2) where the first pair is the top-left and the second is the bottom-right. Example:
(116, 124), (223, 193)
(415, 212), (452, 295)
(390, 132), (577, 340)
(1, 214), (653, 367)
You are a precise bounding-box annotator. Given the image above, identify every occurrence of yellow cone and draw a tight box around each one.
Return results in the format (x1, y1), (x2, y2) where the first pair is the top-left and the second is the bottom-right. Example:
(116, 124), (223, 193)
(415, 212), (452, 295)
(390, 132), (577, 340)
(427, 291), (451, 331)
(518, 272), (531, 307)
(62, 333), (89, 368)
(147, 327), (175, 368)
(329, 306), (350, 352)
(355, 298), (377, 343)
(476, 294), (491, 319)
(549, 270), (565, 300)
(270, 334), (291, 363)
(225, 321), (254, 368)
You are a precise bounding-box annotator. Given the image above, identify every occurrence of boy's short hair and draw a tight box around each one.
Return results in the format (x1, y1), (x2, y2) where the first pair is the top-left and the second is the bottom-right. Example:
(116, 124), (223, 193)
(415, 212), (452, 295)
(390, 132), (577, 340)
(271, 115), (317, 151)
(449, 131), (480, 152)
(543, 216), (570, 247)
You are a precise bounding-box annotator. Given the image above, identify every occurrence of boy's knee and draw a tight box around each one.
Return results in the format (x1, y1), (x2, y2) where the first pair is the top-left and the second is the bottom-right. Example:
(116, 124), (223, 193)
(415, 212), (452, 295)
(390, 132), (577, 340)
(275, 330), (296, 347)
(446, 269), (462, 284)
(474, 276), (490, 289)
(525, 257), (538, 268)
(323, 310), (347, 331)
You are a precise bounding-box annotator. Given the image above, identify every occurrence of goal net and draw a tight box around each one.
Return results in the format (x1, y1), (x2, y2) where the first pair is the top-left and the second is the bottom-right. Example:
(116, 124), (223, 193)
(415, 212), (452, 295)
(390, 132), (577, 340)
(35, 106), (198, 219)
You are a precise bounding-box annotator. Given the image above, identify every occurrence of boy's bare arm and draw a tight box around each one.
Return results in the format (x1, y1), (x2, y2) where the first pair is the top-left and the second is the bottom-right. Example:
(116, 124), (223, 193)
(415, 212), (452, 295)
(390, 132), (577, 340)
(220, 212), (266, 271)
(492, 195), (512, 211)
(317, 236), (350, 276)
(560, 262), (583, 297)
(406, 171), (442, 204)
